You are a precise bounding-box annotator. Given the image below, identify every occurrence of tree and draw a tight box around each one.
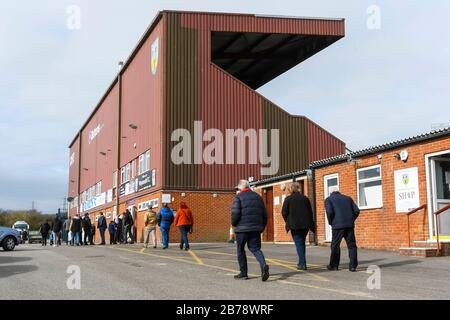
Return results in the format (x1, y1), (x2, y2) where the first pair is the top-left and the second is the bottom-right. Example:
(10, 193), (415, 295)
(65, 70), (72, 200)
(0, 209), (55, 230)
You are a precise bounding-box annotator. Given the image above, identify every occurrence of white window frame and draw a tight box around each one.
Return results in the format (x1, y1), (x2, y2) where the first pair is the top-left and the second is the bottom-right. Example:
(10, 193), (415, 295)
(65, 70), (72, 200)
(113, 171), (117, 188)
(145, 150), (151, 172)
(324, 174), (339, 242)
(138, 155), (144, 175)
(131, 159), (136, 179)
(357, 164), (383, 210)
(96, 181), (102, 196)
(125, 163), (131, 182)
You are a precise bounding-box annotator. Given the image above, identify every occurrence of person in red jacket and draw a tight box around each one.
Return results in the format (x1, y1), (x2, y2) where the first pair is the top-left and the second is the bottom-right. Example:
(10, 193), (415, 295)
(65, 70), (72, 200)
(174, 202), (194, 251)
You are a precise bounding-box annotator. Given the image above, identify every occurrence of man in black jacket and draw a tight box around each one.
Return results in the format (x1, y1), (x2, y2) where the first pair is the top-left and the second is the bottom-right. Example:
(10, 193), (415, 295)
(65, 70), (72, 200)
(39, 220), (51, 246)
(281, 182), (315, 270)
(82, 213), (92, 245)
(325, 189), (360, 272)
(231, 179), (270, 282)
(123, 209), (134, 244)
(52, 215), (63, 247)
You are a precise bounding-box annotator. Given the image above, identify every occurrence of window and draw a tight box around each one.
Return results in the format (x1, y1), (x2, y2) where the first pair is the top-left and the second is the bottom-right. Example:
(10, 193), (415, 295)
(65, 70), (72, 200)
(113, 171), (117, 188)
(139, 150), (151, 174)
(95, 181), (102, 196)
(131, 160), (136, 179)
(357, 165), (383, 209)
(125, 163), (130, 182)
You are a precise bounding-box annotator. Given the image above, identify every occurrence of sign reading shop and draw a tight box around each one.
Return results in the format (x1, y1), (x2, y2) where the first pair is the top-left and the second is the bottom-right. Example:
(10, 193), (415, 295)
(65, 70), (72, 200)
(120, 169), (156, 196)
(394, 167), (420, 213)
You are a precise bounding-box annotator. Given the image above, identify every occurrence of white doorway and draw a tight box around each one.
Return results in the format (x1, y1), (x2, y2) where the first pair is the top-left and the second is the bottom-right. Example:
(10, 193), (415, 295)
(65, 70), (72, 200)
(324, 174), (339, 242)
(428, 155), (450, 239)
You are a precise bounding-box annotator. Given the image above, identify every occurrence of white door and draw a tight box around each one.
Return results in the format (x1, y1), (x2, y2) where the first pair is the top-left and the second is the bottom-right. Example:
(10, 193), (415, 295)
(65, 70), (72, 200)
(324, 174), (339, 242)
(430, 157), (450, 238)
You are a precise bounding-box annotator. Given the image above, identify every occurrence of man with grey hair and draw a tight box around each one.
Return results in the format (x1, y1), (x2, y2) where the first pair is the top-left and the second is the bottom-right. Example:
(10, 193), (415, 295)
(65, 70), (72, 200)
(231, 179), (270, 282)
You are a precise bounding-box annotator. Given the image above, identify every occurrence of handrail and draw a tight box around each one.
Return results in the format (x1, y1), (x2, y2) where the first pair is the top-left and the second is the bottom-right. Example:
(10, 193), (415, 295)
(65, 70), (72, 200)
(434, 204), (450, 257)
(405, 204), (427, 248)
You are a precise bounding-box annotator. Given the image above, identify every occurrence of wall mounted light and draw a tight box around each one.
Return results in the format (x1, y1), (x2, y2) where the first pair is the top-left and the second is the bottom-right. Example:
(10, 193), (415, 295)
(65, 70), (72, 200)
(129, 124), (138, 130)
(70, 180), (75, 183)
(83, 168), (89, 171)
(212, 193), (218, 198)
(99, 152), (107, 156)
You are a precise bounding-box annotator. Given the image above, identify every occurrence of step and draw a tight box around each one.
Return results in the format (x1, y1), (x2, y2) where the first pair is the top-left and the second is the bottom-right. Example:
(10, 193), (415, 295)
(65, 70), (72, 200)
(399, 247), (438, 258)
(413, 241), (439, 248)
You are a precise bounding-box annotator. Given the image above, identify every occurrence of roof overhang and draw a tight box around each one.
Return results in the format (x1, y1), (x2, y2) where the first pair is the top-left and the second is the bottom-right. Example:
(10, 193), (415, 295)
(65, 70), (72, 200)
(211, 31), (343, 89)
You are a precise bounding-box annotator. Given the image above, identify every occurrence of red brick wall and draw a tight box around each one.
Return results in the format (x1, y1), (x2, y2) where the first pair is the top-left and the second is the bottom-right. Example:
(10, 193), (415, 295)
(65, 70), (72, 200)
(255, 177), (315, 243)
(315, 136), (450, 251)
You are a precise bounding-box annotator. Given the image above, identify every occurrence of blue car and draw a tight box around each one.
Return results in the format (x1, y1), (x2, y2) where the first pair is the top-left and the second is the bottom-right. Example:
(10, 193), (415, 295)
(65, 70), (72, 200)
(0, 226), (21, 251)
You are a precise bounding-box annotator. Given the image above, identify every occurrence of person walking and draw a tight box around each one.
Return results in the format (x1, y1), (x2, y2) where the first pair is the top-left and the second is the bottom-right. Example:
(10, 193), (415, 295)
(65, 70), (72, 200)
(114, 215), (122, 244)
(52, 215), (63, 247)
(91, 225), (96, 245)
(325, 187), (360, 272)
(174, 202), (193, 251)
(97, 212), (107, 245)
(69, 214), (82, 246)
(143, 207), (158, 248)
(82, 213), (92, 245)
(281, 182), (315, 270)
(231, 179), (270, 282)
(157, 203), (174, 249)
(123, 209), (134, 244)
(63, 217), (71, 245)
(39, 220), (51, 246)
(108, 219), (116, 245)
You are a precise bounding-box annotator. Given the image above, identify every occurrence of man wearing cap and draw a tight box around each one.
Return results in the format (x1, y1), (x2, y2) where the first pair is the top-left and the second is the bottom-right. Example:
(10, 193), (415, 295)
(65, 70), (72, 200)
(231, 179), (270, 282)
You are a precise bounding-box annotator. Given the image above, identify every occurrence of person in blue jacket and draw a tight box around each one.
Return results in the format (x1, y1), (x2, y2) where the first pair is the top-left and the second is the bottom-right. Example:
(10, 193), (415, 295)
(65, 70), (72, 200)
(157, 203), (174, 249)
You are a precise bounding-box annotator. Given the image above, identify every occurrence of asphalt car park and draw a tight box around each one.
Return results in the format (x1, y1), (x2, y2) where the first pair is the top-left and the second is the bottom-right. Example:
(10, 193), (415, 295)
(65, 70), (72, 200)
(1, 243), (450, 300)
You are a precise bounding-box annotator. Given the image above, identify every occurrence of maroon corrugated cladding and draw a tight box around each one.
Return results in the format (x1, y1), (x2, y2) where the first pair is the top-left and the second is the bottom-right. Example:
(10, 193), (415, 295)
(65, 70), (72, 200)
(307, 119), (346, 163)
(121, 15), (165, 190)
(79, 83), (119, 193)
(176, 12), (344, 188)
(68, 134), (80, 215)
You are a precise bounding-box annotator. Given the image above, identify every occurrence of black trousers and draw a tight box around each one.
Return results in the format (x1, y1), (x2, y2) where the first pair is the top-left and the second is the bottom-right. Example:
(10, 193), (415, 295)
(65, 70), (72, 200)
(83, 229), (91, 244)
(236, 232), (267, 276)
(330, 228), (358, 269)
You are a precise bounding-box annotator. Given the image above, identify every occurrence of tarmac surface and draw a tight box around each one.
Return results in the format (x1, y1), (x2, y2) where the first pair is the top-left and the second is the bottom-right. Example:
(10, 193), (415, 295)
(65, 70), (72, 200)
(1, 242), (450, 300)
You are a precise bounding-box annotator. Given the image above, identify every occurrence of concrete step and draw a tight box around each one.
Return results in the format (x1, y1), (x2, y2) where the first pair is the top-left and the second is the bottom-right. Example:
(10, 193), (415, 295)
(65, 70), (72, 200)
(399, 247), (438, 257)
(413, 241), (439, 248)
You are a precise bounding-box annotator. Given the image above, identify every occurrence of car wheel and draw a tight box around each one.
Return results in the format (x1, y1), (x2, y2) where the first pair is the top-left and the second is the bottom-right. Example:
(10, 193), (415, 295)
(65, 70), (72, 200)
(2, 237), (16, 251)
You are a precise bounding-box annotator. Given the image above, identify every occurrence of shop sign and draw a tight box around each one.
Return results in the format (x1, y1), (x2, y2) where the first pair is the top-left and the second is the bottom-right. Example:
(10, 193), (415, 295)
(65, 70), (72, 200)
(394, 167), (420, 213)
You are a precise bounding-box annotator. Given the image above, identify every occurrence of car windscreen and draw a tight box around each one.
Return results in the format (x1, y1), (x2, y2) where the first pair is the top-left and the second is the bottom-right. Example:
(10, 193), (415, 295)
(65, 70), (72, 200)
(14, 224), (28, 229)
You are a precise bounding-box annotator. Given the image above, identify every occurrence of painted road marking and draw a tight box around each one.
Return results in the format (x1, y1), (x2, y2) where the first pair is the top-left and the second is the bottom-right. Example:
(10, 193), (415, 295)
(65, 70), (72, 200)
(108, 246), (373, 299)
(267, 258), (329, 282)
(188, 249), (204, 265)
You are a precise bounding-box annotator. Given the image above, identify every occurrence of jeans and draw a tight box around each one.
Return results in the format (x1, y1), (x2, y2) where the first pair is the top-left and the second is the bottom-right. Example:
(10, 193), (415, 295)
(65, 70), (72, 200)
(144, 227), (157, 247)
(236, 232), (267, 277)
(160, 225), (170, 248)
(109, 230), (115, 244)
(99, 228), (106, 244)
(73, 232), (80, 245)
(291, 229), (309, 268)
(179, 225), (191, 249)
(330, 228), (358, 269)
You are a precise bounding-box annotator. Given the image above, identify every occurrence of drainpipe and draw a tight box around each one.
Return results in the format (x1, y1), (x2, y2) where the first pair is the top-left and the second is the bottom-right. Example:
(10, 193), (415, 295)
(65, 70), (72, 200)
(77, 130), (82, 216)
(115, 64), (123, 216)
(310, 168), (318, 246)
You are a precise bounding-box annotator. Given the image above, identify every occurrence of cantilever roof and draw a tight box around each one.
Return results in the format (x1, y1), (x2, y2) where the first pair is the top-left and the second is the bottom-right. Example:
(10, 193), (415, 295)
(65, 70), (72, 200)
(311, 126), (450, 168)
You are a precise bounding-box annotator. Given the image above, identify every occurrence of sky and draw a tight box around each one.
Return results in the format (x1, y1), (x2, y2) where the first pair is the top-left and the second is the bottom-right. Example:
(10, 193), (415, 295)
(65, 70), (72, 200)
(1, 0), (450, 213)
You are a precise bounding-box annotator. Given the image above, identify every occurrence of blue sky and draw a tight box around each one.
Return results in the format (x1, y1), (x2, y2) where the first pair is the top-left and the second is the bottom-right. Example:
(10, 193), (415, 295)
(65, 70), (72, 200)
(1, 1), (450, 213)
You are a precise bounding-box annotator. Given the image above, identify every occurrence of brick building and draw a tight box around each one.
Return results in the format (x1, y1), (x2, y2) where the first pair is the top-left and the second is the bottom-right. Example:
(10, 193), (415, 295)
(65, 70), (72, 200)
(253, 127), (450, 256)
(67, 10), (346, 244)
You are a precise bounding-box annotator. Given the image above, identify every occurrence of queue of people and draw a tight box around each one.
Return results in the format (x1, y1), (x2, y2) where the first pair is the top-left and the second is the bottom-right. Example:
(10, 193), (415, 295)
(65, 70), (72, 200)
(230, 178), (360, 283)
(40, 178), (359, 280)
